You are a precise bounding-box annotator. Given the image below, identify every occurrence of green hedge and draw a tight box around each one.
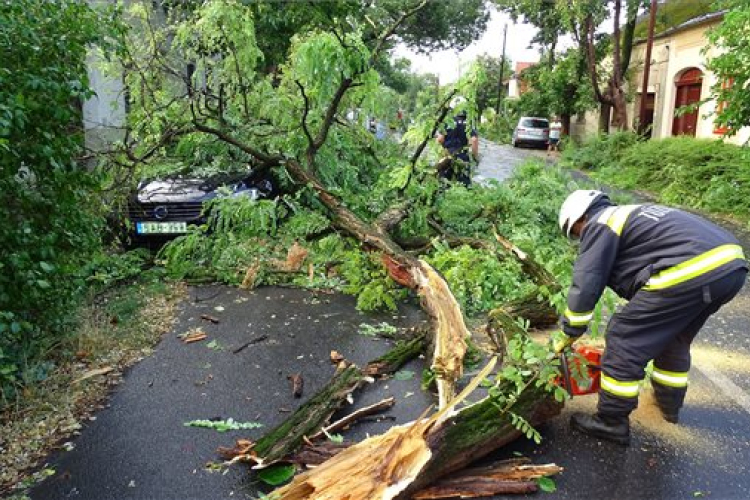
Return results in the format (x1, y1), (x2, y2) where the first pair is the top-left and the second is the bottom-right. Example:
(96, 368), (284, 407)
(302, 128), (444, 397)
(562, 133), (750, 225)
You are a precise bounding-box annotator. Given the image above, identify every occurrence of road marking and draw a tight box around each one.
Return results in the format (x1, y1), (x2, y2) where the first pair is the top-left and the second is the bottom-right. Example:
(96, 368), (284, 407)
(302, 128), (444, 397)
(695, 359), (750, 416)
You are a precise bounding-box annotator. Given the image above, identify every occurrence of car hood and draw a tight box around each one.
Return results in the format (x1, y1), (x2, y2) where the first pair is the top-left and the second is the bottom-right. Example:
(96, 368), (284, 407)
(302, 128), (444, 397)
(136, 178), (222, 203)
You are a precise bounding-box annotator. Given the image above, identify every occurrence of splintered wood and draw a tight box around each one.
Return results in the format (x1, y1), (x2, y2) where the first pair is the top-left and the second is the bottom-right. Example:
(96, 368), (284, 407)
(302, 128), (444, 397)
(410, 260), (468, 409)
(272, 359), (496, 500)
(412, 460), (564, 499)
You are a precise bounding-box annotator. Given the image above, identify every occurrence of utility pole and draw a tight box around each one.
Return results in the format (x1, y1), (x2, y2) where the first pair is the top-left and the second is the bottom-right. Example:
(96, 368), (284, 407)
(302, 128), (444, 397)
(638, 0), (658, 136)
(495, 23), (508, 116)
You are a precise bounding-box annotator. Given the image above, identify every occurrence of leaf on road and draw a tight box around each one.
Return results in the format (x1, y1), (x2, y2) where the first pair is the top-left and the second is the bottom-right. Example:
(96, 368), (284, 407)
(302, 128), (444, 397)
(258, 464), (296, 486)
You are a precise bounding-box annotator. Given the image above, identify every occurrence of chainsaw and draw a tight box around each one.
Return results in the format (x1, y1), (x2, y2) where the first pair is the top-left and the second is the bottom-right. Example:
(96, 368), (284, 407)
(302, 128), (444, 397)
(557, 345), (602, 397)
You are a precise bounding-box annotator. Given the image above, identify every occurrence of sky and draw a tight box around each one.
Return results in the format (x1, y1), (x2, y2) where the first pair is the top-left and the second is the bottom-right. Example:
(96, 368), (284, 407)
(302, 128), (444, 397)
(394, 6), (542, 85)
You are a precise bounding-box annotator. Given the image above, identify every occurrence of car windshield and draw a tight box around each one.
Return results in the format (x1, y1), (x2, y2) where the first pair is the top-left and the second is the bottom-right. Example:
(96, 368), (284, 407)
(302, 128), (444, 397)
(521, 119), (549, 129)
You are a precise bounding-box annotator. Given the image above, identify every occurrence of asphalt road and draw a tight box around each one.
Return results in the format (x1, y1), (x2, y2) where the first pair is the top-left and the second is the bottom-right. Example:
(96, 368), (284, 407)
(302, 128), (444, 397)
(29, 145), (750, 500)
(474, 139), (550, 184)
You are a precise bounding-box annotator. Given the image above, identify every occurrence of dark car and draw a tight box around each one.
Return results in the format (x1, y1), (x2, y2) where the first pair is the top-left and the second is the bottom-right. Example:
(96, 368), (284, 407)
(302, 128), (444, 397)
(124, 169), (276, 247)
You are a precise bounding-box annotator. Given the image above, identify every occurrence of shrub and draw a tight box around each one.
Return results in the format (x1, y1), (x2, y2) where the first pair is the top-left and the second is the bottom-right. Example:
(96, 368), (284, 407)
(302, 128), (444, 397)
(598, 137), (750, 221)
(0, 1), (116, 399)
(562, 131), (641, 171)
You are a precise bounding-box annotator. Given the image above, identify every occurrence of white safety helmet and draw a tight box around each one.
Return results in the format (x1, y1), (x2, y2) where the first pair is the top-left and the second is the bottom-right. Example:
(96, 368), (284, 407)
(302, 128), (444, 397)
(558, 189), (604, 238)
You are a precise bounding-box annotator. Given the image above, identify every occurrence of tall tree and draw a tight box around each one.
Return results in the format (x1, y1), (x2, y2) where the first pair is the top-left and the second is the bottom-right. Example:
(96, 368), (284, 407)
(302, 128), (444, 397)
(566, 0), (645, 131)
(493, 0), (564, 65)
(473, 54), (513, 117)
(706, 1), (750, 136)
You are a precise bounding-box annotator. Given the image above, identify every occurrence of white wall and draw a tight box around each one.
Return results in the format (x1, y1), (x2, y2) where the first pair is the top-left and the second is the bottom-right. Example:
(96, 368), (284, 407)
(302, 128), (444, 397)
(629, 21), (750, 145)
(83, 51), (126, 152)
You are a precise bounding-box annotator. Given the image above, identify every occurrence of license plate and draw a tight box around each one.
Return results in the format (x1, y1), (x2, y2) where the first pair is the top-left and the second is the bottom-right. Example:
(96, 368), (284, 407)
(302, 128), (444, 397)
(136, 221), (188, 234)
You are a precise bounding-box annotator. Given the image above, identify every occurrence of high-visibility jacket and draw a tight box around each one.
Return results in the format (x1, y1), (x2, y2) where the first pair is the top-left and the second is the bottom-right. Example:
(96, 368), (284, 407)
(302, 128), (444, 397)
(563, 202), (748, 337)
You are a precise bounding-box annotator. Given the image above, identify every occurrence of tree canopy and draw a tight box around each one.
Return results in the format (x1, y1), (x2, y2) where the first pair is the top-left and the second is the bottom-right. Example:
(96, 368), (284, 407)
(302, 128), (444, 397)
(706, 1), (750, 136)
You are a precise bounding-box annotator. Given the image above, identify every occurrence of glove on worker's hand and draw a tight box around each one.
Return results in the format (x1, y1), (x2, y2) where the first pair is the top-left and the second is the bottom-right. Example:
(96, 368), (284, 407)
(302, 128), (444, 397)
(550, 331), (576, 354)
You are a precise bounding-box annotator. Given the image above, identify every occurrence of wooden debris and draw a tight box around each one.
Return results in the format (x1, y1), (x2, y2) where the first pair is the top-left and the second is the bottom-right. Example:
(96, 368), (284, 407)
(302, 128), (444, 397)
(200, 314), (220, 324)
(244, 363), (364, 467)
(287, 441), (351, 466)
(224, 335), (426, 467)
(309, 397), (396, 440)
(72, 366), (114, 385)
(330, 350), (345, 364)
(272, 241), (309, 272)
(412, 460), (563, 499)
(272, 359), (497, 500)
(288, 373), (304, 398)
(233, 334), (268, 354)
(217, 439), (256, 462)
(240, 261), (261, 290)
(364, 334), (426, 376)
(270, 356), (563, 500)
(180, 328), (208, 344)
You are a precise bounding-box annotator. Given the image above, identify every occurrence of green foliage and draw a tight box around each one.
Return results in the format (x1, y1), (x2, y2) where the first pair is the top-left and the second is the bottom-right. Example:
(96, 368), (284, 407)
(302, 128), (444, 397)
(574, 135), (750, 223)
(257, 464), (296, 486)
(488, 328), (570, 444)
(427, 242), (533, 315)
(515, 49), (595, 121)
(537, 476), (557, 493)
(706, 1), (750, 136)
(0, 0), (118, 398)
(184, 418), (264, 432)
(471, 54), (513, 117)
(563, 132), (750, 226)
(562, 131), (641, 171)
(358, 322), (399, 337)
(634, 0), (716, 39)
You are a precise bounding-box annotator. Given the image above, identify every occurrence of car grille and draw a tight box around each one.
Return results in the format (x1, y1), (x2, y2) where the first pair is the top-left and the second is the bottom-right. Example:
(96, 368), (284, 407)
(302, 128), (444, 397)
(127, 201), (205, 222)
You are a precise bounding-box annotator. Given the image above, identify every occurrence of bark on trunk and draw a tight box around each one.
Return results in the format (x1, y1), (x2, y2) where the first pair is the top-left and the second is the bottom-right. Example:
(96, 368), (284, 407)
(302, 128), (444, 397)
(271, 359), (563, 500)
(598, 103), (611, 134)
(243, 335), (428, 467)
(251, 363), (364, 467)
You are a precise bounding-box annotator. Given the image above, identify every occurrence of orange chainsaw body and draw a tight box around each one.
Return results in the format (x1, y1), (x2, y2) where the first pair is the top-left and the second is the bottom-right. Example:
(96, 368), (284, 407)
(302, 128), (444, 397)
(559, 345), (602, 396)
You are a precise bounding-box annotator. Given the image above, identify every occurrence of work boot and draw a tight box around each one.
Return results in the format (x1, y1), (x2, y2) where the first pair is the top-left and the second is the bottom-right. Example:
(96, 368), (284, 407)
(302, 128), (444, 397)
(570, 412), (630, 446)
(656, 404), (679, 424)
(652, 384), (682, 424)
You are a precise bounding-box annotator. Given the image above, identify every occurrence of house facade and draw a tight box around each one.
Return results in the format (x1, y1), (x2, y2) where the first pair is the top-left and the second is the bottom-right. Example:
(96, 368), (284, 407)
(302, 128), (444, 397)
(573, 12), (750, 145)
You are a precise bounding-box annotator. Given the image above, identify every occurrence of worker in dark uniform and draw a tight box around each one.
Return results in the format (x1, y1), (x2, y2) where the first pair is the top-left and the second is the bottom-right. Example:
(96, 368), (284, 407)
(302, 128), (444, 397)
(436, 110), (478, 187)
(554, 189), (747, 445)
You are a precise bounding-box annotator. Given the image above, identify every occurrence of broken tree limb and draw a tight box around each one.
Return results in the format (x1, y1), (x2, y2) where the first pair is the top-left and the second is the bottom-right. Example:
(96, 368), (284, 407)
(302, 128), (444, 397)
(271, 358), (498, 500)
(309, 397), (396, 440)
(270, 351), (563, 500)
(410, 261), (468, 409)
(285, 158), (469, 406)
(250, 363), (364, 467)
(411, 460), (563, 499)
(231, 333), (427, 467)
(364, 333), (427, 377)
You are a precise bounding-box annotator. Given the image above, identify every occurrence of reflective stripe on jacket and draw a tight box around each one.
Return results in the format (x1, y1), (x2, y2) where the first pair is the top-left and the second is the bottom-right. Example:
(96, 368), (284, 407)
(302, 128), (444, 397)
(563, 203), (747, 336)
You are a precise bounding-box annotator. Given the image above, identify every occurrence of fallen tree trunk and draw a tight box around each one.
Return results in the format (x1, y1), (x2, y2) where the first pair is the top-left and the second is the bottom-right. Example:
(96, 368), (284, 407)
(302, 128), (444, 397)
(250, 362), (363, 467)
(285, 158), (469, 408)
(271, 359), (563, 500)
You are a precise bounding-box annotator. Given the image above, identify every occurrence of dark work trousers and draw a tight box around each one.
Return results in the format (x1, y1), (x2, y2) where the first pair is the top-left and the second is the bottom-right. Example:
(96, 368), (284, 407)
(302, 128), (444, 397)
(438, 152), (471, 187)
(598, 268), (747, 418)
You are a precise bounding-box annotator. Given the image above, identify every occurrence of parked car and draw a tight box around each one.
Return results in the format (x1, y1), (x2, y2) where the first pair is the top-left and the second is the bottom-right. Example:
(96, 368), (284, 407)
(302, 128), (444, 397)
(512, 117), (550, 148)
(123, 169), (277, 248)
